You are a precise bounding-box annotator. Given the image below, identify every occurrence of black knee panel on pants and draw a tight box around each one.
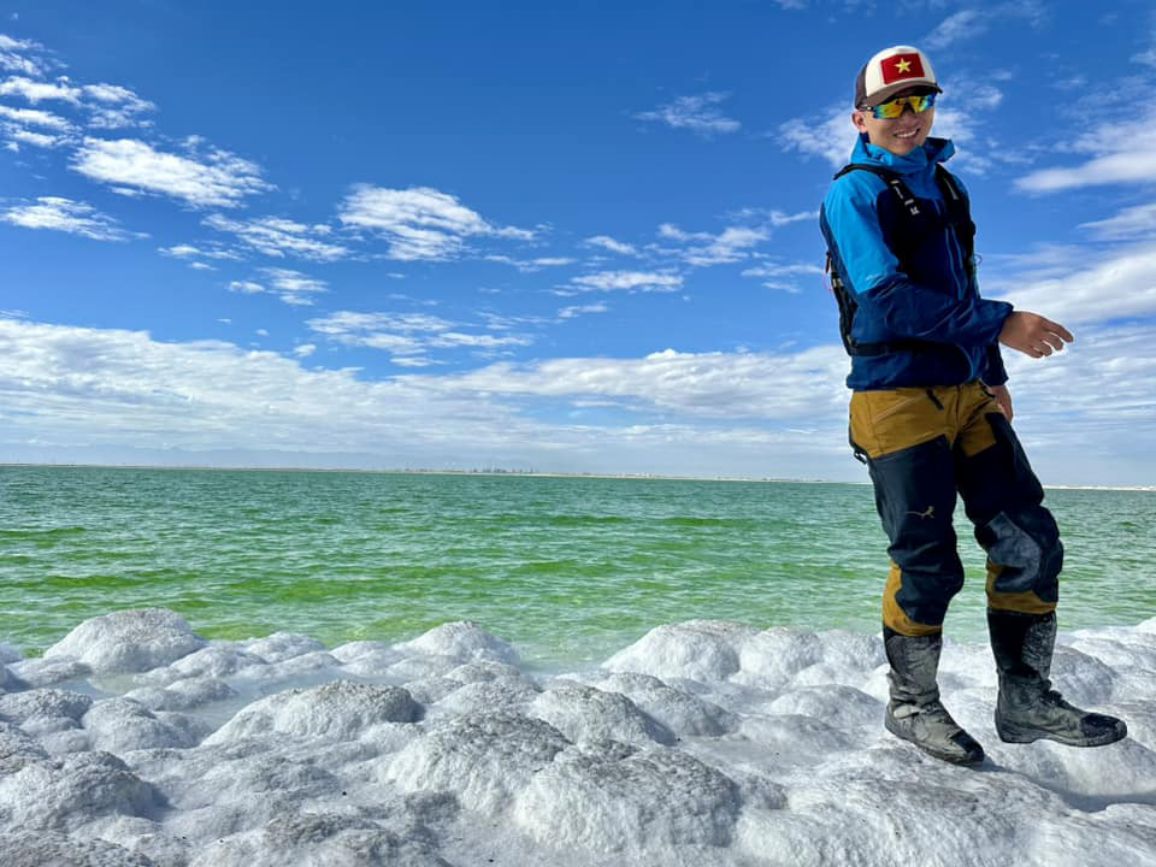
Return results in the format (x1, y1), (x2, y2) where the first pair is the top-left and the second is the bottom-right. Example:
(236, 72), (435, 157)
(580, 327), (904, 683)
(960, 413), (1062, 604)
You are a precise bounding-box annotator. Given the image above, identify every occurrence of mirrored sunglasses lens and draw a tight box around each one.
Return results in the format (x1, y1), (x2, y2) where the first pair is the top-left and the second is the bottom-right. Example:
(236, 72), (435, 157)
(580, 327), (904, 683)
(872, 93), (935, 119)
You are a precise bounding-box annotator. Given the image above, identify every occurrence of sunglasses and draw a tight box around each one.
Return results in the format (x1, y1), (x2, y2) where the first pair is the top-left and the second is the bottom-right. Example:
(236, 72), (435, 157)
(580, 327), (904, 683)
(868, 92), (937, 119)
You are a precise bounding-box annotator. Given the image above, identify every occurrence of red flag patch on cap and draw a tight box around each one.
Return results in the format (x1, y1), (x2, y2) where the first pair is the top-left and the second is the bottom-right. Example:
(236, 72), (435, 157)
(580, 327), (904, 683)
(880, 53), (925, 85)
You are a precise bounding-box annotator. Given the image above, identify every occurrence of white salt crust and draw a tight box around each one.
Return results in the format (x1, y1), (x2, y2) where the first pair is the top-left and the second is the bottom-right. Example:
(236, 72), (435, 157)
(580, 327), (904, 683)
(0, 607), (1153, 866)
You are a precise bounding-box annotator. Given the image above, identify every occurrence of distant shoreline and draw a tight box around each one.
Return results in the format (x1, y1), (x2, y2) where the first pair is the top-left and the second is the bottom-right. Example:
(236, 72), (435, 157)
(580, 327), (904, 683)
(2, 462), (1155, 491)
(0, 462), (843, 485)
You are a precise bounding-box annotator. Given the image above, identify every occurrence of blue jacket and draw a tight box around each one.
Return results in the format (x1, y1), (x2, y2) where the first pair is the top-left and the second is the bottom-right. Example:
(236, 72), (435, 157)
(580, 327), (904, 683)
(820, 135), (1011, 390)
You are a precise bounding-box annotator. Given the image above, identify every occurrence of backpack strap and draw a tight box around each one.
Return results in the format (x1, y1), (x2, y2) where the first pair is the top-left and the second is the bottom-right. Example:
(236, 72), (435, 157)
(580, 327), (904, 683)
(826, 162), (964, 358)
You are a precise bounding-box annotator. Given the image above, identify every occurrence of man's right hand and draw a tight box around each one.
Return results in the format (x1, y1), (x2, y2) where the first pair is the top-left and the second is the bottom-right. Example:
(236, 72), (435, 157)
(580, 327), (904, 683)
(998, 311), (1074, 358)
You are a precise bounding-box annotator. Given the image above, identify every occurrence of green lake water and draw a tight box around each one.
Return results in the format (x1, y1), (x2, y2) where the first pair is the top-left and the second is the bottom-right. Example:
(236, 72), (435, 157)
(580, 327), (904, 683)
(1, 466), (1153, 667)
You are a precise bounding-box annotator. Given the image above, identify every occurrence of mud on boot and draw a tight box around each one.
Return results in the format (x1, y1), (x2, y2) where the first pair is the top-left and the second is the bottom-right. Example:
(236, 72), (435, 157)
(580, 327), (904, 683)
(989, 610), (1127, 748)
(884, 629), (986, 766)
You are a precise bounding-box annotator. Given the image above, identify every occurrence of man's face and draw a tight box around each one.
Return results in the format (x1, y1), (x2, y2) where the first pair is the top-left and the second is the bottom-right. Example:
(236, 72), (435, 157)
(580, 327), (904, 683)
(852, 94), (935, 156)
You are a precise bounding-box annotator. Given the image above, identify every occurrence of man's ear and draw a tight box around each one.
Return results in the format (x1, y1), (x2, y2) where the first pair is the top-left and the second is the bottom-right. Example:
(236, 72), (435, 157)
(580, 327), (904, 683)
(851, 110), (869, 133)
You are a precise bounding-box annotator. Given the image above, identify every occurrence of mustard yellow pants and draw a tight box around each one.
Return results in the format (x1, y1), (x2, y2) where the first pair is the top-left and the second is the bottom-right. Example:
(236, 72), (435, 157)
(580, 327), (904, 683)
(850, 381), (1061, 637)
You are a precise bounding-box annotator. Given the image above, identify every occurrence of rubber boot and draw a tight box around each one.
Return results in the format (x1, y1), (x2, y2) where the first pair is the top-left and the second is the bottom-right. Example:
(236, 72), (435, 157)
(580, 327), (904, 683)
(883, 629), (986, 765)
(989, 610), (1127, 747)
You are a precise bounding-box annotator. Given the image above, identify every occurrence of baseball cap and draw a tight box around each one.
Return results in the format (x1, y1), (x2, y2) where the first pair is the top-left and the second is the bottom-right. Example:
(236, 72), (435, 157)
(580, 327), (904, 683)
(855, 45), (942, 109)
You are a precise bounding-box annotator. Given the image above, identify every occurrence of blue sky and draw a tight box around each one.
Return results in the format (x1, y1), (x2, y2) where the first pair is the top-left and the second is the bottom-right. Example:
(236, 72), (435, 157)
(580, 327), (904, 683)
(2, 0), (1155, 483)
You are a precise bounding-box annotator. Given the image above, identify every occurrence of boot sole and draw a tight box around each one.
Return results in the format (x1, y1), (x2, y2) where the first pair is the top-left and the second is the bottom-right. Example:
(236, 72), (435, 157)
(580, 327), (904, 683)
(885, 717), (986, 766)
(996, 721), (1128, 747)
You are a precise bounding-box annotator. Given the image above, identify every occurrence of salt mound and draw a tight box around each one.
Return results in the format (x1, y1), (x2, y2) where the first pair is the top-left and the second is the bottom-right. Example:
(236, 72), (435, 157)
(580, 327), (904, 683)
(0, 750), (161, 833)
(604, 620), (761, 682)
(394, 620), (520, 665)
(206, 681), (420, 743)
(513, 747), (743, 852)
(0, 832), (155, 867)
(1, 609), (1153, 866)
(44, 609), (206, 675)
(385, 712), (570, 815)
(529, 684), (677, 746)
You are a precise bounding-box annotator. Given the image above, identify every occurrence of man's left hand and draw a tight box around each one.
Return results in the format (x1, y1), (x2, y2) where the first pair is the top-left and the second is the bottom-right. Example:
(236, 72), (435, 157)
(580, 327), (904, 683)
(988, 384), (1013, 422)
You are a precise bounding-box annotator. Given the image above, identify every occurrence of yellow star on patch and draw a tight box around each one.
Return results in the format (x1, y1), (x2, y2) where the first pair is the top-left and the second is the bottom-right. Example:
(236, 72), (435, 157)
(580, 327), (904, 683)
(895, 58), (912, 74)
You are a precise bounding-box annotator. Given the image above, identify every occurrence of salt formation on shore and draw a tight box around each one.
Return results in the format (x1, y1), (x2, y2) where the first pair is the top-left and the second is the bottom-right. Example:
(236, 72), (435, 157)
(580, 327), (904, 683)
(1, 608), (1154, 866)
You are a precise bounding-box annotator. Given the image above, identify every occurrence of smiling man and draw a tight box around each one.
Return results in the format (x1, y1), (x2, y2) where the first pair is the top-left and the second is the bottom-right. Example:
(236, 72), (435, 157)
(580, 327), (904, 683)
(820, 45), (1127, 765)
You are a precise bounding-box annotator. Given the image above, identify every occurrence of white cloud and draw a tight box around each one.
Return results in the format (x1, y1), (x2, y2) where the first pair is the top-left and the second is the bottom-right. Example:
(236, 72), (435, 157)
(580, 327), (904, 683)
(72, 137), (272, 208)
(2, 317), (1154, 483)
(307, 309), (530, 364)
(6, 127), (63, 148)
(338, 185), (534, 261)
(160, 243), (242, 261)
(924, 10), (986, 49)
(0, 103), (73, 130)
(558, 303), (609, 320)
(293, 344), (317, 358)
(81, 83), (156, 129)
(778, 104), (856, 168)
(658, 224), (768, 266)
(923, 2), (1046, 49)
(635, 92), (741, 136)
(0, 34), (46, 76)
(741, 261), (825, 293)
(484, 254), (575, 272)
(229, 281), (266, 295)
(585, 235), (637, 255)
(0, 75), (81, 103)
(1080, 204), (1156, 241)
(259, 268), (328, 306)
(993, 243), (1156, 328)
(0, 196), (142, 241)
(565, 270), (683, 294)
(205, 214), (350, 261)
(1016, 110), (1156, 193)
(413, 345), (848, 422)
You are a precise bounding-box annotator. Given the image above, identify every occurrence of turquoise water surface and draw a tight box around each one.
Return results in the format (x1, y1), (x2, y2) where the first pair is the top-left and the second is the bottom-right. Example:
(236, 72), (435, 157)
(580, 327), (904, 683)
(2, 466), (1153, 666)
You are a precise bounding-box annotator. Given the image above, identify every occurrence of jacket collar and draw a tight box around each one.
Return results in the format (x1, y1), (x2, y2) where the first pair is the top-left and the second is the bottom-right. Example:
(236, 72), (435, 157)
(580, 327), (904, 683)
(851, 134), (955, 175)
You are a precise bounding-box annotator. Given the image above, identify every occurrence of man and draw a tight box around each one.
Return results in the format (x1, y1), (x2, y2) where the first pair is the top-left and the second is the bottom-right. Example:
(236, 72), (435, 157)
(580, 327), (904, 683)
(820, 45), (1127, 765)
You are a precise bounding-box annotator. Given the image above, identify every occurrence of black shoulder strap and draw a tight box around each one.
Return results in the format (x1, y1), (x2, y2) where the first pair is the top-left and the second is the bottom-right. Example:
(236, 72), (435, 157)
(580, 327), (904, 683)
(834, 163), (922, 219)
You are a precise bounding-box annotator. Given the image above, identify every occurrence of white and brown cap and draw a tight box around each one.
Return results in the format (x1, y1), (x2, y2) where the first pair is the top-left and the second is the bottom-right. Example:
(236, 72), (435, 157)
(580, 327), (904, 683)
(854, 45), (942, 109)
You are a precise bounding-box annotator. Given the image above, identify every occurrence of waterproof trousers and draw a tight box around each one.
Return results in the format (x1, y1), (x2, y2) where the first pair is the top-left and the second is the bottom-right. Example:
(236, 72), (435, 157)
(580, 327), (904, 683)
(849, 381), (1062, 637)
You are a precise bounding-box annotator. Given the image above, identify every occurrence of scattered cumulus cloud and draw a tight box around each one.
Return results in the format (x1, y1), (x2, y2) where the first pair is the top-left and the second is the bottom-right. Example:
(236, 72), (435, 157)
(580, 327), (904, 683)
(635, 92), (741, 137)
(0, 75), (80, 104)
(1015, 109), (1156, 192)
(923, 2), (1047, 49)
(564, 270), (684, 295)
(1080, 203), (1156, 240)
(657, 224), (768, 266)
(557, 303), (609, 320)
(205, 214), (350, 261)
(81, 83), (156, 129)
(0, 103), (73, 130)
(585, 235), (637, 256)
(71, 137), (272, 208)
(260, 268), (328, 306)
(994, 243), (1156, 327)
(230, 269), (328, 306)
(741, 261), (825, 293)
(0, 33), (47, 76)
(159, 243), (242, 262)
(0, 196), (143, 241)
(778, 103), (856, 168)
(338, 185), (534, 261)
(484, 254), (575, 272)
(307, 309), (533, 366)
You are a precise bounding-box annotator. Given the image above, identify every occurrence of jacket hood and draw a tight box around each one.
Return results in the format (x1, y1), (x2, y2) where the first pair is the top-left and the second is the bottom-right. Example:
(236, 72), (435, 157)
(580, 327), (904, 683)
(850, 134), (954, 175)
